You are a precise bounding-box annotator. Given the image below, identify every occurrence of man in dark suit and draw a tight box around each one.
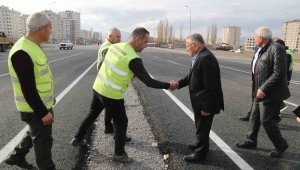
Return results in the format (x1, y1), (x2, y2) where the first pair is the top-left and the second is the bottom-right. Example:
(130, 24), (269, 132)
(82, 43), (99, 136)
(173, 33), (224, 163)
(235, 26), (290, 158)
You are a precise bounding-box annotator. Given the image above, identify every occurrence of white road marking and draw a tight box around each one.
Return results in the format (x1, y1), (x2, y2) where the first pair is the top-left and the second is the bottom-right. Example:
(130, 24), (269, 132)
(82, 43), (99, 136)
(167, 60), (179, 65)
(0, 60), (8, 63)
(149, 74), (254, 170)
(0, 73), (9, 77)
(0, 53), (83, 78)
(0, 60), (97, 164)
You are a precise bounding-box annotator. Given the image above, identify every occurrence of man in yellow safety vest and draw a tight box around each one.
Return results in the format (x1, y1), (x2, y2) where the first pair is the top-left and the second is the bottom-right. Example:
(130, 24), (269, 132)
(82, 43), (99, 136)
(70, 27), (177, 163)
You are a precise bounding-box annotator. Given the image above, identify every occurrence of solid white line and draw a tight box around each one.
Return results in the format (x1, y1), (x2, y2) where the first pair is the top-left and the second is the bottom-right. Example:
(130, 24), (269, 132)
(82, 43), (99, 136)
(49, 52), (83, 63)
(284, 101), (299, 107)
(0, 53), (83, 78)
(150, 74), (254, 170)
(0, 60), (97, 164)
(0, 73), (9, 77)
(0, 60), (8, 63)
(220, 65), (251, 75)
(167, 60), (179, 65)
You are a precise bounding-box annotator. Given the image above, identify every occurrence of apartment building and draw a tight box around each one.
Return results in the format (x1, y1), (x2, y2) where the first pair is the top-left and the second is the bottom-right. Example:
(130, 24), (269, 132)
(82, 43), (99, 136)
(42, 10), (61, 44)
(19, 14), (29, 36)
(59, 10), (81, 44)
(0, 5), (21, 42)
(282, 19), (300, 52)
(222, 26), (241, 49)
(243, 37), (255, 51)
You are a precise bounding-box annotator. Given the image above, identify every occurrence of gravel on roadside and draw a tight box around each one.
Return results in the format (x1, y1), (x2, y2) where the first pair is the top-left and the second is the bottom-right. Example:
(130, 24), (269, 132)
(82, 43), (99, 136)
(86, 84), (167, 170)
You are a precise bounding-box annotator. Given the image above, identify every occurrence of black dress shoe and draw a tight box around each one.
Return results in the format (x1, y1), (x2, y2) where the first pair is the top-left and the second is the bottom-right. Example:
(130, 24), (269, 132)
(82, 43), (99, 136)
(5, 155), (33, 169)
(238, 113), (250, 121)
(188, 144), (198, 151)
(269, 142), (288, 158)
(125, 136), (132, 142)
(183, 153), (206, 163)
(104, 128), (114, 134)
(113, 136), (132, 143)
(235, 141), (257, 149)
(70, 137), (87, 147)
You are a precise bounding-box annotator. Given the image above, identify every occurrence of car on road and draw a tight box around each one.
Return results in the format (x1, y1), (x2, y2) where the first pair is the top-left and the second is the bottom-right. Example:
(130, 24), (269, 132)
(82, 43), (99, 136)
(59, 41), (73, 50)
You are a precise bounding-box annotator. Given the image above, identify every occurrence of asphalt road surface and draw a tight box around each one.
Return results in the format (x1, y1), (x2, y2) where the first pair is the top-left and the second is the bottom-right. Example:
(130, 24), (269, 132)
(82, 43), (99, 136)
(0, 45), (299, 169)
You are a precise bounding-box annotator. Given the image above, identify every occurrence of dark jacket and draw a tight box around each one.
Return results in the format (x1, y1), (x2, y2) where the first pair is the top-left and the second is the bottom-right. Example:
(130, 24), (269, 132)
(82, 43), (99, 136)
(251, 41), (290, 101)
(178, 47), (224, 114)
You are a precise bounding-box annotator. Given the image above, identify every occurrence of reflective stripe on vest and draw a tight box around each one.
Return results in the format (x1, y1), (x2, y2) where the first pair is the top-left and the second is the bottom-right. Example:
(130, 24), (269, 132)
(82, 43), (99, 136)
(97, 73), (122, 90)
(103, 58), (128, 76)
(16, 95), (53, 104)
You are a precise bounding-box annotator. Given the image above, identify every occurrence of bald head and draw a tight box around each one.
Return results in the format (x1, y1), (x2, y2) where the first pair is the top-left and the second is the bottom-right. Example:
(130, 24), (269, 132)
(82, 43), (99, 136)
(108, 27), (121, 44)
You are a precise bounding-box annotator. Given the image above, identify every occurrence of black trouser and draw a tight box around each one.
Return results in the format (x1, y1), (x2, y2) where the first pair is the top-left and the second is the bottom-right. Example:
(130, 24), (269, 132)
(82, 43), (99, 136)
(13, 110), (55, 170)
(194, 112), (214, 156)
(247, 98), (287, 149)
(75, 90), (128, 155)
(104, 111), (114, 131)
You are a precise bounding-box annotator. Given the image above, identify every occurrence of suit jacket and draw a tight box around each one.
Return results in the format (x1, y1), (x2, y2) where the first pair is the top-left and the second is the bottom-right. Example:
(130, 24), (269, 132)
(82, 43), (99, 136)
(251, 42), (290, 101)
(178, 47), (224, 114)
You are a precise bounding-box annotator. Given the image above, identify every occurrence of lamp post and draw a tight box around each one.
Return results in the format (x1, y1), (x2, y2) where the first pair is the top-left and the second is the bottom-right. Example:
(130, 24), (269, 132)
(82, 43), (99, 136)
(49, 2), (56, 44)
(185, 5), (191, 35)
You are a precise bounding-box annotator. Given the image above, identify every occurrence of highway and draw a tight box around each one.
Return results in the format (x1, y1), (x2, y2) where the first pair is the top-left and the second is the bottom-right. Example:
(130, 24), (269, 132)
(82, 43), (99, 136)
(0, 45), (299, 169)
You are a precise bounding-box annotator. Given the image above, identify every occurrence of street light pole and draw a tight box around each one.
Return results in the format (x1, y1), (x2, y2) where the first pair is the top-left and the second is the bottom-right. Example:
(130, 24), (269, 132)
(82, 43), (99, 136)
(185, 5), (191, 35)
(49, 2), (56, 44)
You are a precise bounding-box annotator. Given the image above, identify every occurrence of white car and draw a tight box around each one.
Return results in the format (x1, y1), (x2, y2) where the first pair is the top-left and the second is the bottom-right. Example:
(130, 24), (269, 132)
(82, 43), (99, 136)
(59, 41), (73, 50)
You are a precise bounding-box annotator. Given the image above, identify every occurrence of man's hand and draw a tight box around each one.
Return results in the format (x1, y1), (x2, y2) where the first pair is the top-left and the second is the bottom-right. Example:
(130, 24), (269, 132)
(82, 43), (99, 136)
(201, 111), (210, 116)
(256, 89), (265, 99)
(42, 112), (54, 125)
(169, 80), (179, 91)
(296, 117), (300, 123)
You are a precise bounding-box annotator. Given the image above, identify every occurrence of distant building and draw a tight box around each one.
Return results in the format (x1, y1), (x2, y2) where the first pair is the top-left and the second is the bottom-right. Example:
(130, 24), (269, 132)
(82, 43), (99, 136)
(243, 37), (255, 51)
(19, 14), (29, 36)
(206, 23), (217, 45)
(282, 19), (300, 52)
(59, 10), (81, 44)
(93, 32), (101, 43)
(0, 5), (21, 42)
(42, 10), (61, 44)
(222, 26), (241, 49)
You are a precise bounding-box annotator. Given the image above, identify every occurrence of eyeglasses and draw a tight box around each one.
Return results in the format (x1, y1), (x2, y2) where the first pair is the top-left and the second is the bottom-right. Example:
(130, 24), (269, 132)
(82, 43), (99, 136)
(186, 43), (195, 48)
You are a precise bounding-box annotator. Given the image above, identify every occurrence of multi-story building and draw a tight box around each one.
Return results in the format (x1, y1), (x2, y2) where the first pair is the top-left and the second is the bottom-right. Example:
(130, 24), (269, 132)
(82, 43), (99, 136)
(42, 10), (61, 44)
(206, 23), (217, 45)
(222, 26), (241, 49)
(19, 14), (29, 36)
(243, 37), (255, 51)
(59, 10), (80, 44)
(282, 19), (300, 52)
(0, 5), (21, 42)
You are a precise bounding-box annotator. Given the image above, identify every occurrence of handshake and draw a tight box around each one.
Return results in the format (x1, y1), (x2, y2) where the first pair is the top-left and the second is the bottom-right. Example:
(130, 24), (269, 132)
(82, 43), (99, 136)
(169, 80), (179, 91)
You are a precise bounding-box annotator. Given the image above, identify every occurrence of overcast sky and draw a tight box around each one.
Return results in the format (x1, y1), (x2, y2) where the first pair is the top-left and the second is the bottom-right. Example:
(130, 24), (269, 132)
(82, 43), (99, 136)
(1, 0), (300, 39)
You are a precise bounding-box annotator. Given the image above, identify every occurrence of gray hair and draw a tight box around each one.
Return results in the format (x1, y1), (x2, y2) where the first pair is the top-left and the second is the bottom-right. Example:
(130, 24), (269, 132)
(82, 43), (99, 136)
(187, 33), (205, 46)
(26, 12), (50, 33)
(255, 26), (272, 39)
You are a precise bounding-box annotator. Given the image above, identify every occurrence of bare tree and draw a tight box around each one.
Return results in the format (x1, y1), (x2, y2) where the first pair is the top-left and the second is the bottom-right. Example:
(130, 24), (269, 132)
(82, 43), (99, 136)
(179, 24), (183, 41)
(157, 20), (164, 44)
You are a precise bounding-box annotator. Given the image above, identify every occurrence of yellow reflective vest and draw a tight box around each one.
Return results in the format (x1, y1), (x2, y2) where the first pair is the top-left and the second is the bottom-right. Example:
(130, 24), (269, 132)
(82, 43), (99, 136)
(286, 49), (295, 70)
(97, 39), (112, 70)
(93, 42), (139, 99)
(8, 37), (54, 112)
